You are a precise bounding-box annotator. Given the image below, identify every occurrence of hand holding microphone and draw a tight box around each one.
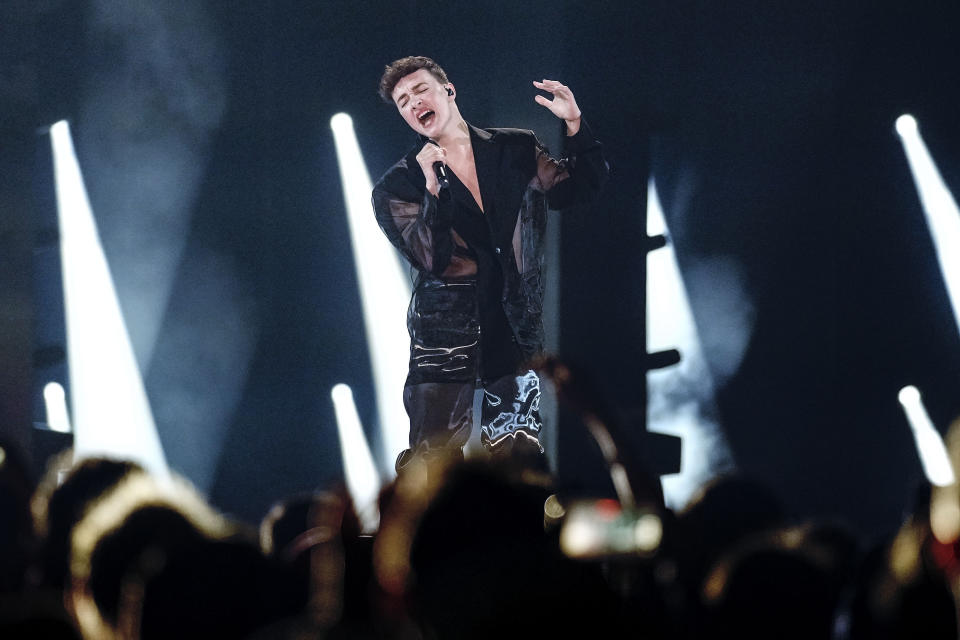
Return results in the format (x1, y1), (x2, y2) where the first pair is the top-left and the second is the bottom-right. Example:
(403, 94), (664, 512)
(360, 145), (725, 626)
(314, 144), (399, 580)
(415, 140), (449, 196)
(425, 139), (450, 191)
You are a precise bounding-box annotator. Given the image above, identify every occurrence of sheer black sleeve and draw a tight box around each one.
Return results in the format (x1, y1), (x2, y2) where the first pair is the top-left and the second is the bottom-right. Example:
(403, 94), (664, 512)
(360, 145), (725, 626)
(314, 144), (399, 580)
(534, 118), (609, 209)
(372, 156), (457, 276)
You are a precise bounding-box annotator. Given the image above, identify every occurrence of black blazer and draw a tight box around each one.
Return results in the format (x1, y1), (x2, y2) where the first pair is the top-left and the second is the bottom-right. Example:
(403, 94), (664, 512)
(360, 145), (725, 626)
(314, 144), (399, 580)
(372, 120), (607, 384)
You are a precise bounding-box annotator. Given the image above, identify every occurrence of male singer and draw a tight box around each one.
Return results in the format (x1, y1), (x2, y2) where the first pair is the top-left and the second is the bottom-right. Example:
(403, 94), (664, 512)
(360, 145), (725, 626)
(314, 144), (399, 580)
(372, 56), (607, 471)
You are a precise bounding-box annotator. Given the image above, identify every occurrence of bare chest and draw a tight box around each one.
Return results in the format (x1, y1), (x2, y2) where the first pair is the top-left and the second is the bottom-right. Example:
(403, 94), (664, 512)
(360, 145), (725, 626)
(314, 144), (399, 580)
(446, 153), (484, 213)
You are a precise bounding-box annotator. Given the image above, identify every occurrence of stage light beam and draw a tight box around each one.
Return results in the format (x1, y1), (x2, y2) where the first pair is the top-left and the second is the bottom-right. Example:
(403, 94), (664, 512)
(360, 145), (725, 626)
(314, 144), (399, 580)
(898, 385), (955, 487)
(43, 382), (72, 434)
(895, 113), (960, 336)
(330, 113), (412, 475)
(331, 384), (381, 533)
(49, 120), (169, 478)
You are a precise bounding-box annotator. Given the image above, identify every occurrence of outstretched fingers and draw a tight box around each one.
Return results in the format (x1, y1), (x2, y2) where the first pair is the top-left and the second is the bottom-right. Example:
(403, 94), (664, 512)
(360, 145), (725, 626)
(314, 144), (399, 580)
(533, 93), (552, 107)
(532, 79), (581, 124)
(533, 79), (565, 93)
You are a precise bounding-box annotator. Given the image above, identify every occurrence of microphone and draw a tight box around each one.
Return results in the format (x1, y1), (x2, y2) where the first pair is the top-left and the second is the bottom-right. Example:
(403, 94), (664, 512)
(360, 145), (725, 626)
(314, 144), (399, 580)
(427, 139), (450, 190)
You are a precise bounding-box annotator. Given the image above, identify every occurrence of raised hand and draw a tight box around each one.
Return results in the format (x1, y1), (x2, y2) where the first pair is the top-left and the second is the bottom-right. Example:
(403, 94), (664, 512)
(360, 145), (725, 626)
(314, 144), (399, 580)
(533, 79), (582, 134)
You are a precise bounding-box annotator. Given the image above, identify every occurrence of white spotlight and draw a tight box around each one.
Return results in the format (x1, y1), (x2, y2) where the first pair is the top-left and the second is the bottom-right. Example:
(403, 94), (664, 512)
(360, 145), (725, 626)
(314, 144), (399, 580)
(49, 121), (169, 479)
(330, 113), (412, 476)
(43, 382), (72, 434)
(330, 113), (352, 135)
(897, 385), (920, 406)
(331, 383), (381, 533)
(895, 114), (917, 137)
(898, 385), (955, 487)
(645, 178), (735, 508)
(895, 113), (960, 337)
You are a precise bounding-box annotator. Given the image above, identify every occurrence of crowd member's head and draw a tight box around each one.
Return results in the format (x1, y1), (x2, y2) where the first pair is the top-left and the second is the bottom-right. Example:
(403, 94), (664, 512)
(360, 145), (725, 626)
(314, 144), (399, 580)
(0, 438), (35, 594)
(261, 490), (360, 560)
(67, 472), (234, 638)
(131, 536), (306, 640)
(261, 489), (386, 637)
(404, 460), (622, 638)
(31, 452), (145, 590)
(699, 525), (854, 640)
(846, 517), (958, 640)
(673, 474), (784, 595)
(261, 491), (351, 627)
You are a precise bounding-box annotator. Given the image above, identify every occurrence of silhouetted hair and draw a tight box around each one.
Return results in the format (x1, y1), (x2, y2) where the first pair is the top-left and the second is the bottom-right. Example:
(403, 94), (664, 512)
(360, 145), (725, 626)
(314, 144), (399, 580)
(133, 537), (306, 640)
(378, 56), (448, 103)
(701, 526), (851, 640)
(68, 473), (235, 637)
(32, 454), (145, 589)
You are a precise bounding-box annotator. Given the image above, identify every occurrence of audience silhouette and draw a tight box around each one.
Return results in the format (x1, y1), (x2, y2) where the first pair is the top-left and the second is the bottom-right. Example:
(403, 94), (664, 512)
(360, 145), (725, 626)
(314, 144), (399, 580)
(2, 385), (959, 639)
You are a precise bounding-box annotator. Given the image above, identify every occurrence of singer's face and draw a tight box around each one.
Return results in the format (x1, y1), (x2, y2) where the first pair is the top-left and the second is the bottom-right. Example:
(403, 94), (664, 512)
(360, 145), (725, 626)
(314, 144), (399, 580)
(392, 69), (451, 138)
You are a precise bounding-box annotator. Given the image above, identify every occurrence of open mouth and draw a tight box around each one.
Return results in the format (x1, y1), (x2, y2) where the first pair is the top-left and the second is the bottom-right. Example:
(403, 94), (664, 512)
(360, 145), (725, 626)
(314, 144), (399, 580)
(417, 110), (435, 127)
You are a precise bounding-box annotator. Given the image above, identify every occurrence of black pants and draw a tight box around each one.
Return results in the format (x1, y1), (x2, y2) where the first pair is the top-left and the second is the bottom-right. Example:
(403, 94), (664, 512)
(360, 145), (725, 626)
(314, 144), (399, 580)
(396, 370), (543, 471)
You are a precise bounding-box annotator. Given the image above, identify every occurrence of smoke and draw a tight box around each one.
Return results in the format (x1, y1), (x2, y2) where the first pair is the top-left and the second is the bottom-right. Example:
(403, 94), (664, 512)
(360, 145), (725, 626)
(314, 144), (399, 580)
(683, 255), (756, 387)
(647, 338), (737, 509)
(77, 0), (227, 370)
(646, 179), (739, 509)
(74, 2), (262, 492)
(146, 247), (259, 492)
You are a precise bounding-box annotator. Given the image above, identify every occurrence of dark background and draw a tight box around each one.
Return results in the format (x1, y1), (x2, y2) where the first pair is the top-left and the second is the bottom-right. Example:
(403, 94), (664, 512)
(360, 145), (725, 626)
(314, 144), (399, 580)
(2, 0), (959, 540)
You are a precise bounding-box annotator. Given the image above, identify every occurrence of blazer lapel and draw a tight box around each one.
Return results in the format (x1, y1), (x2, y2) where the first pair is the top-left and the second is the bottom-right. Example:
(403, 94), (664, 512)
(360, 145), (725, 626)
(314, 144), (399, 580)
(414, 129), (490, 216)
(447, 173), (483, 216)
(415, 125), (520, 255)
(473, 124), (530, 259)
(470, 125), (500, 221)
